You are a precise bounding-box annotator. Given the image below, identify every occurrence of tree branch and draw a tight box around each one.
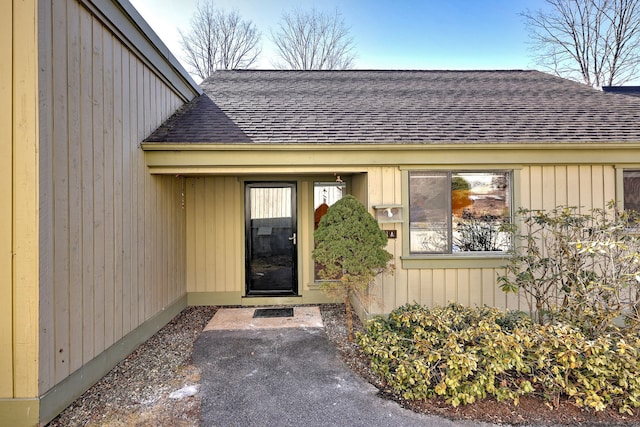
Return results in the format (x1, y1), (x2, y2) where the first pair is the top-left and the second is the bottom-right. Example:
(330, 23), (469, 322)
(271, 8), (356, 70)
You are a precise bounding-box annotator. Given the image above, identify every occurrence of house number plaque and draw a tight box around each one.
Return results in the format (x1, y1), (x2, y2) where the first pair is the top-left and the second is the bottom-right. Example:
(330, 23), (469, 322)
(385, 230), (397, 239)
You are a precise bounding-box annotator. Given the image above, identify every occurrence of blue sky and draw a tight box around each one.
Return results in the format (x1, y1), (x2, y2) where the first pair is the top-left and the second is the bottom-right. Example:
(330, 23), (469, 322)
(129, 0), (539, 75)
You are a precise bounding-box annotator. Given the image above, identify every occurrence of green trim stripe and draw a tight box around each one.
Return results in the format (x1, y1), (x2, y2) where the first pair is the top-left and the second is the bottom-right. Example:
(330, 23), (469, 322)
(38, 295), (187, 425)
(0, 398), (39, 427)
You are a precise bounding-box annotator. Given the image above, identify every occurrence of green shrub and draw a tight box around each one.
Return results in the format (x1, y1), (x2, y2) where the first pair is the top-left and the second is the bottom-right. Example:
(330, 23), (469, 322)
(358, 304), (640, 414)
(313, 195), (393, 341)
(498, 204), (640, 336)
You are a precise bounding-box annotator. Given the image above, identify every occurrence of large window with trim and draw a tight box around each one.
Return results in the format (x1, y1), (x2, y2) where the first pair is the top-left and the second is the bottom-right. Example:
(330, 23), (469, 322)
(624, 170), (640, 213)
(409, 171), (512, 254)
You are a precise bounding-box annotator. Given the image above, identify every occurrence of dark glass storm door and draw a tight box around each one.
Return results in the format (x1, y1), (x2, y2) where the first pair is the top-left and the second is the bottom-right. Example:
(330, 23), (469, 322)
(245, 183), (298, 295)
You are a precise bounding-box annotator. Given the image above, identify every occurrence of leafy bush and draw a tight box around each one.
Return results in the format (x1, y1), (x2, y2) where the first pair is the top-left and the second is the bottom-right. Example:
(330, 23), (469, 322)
(498, 204), (640, 336)
(358, 304), (640, 414)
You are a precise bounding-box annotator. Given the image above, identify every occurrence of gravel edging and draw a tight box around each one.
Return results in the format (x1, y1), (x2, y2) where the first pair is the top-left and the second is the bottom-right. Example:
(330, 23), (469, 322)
(47, 306), (217, 427)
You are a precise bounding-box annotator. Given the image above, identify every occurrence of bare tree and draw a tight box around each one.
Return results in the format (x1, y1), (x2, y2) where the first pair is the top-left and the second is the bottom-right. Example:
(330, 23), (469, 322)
(179, 1), (261, 80)
(271, 8), (356, 70)
(523, 0), (640, 87)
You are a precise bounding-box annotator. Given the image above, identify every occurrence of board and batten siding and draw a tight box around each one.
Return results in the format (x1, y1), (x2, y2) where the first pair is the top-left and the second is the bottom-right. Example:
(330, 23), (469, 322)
(364, 164), (617, 315)
(0, 0), (40, 401)
(186, 176), (244, 295)
(185, 176), (331, 303)
(37, 0), (189, 395)
(183, 165), (617, 314)
(0, 0), (12, 398)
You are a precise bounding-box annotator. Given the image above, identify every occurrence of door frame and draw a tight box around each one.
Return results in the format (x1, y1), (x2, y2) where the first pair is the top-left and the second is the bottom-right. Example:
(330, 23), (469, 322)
(244, 181), (298, 296)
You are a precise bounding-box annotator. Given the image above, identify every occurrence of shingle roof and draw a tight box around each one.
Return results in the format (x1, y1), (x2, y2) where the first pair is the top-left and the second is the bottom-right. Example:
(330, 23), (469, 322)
(145, 70), (640, 144)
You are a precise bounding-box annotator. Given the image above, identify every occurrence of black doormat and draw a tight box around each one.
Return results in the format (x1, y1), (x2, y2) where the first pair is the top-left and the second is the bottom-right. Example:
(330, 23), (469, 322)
(253, 307), (294, 318)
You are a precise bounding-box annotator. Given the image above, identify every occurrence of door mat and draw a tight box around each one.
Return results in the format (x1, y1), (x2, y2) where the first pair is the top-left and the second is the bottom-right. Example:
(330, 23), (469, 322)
(253, 307), (294, 318)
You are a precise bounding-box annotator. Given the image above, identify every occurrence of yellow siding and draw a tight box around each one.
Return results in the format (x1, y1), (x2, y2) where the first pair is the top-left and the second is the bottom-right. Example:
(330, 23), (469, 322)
(300, 181), (311, 290)
(36, 1), (189, 394)
(0, 0), (15, 399)
(523, 165), (614, 211)
(0, 0), (42, 400)
(187, 176), (327, 299)
(363, 165), (617, 315)
(186, 177), (243, 293)
(180, 157), (621, 317)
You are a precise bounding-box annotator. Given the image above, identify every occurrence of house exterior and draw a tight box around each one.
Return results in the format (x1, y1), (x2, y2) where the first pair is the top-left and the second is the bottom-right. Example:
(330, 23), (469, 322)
(1, 0), (200, 425)
(143, 70), (640, 320)
(3, 2), (640, 425)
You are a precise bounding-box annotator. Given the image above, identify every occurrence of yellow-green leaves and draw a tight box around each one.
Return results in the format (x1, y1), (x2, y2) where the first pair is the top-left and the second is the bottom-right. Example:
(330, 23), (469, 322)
(358, 304), (640, 414)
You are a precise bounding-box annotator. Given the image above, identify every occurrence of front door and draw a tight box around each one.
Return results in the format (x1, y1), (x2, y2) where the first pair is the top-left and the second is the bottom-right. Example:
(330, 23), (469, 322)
(245, 182), (298, 295)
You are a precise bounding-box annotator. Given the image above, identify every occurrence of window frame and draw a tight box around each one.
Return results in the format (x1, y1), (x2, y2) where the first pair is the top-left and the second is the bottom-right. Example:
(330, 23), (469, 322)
(618, 167), (640, 233)
(401, 168), (517, 269)
(622, 169), (640, 213)
(312, 180), (348, 283)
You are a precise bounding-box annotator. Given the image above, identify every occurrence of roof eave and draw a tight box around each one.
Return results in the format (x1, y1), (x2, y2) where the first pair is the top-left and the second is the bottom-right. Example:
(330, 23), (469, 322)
(141, 141), (640, 151)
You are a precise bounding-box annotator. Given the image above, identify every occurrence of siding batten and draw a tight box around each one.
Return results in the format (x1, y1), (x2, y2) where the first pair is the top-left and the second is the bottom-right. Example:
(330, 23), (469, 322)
(102, 30), (115, 349)
(38, 0), (55, 395)
(52, 0), (71, 384)
(555, 166), (568, 206)
(79, 4), (95, 366)
(92, 16), (106, 356)
(67, 0), (84, 377)
(113, 39), (124, 342)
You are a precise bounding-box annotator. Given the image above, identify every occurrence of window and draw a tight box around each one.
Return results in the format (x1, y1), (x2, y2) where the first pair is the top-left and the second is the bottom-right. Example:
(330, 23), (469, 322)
(409, 171), (511, 254)
(314, 182), (345, 229)
(624, 170), (640, 213)
(314, 181), (346, 280)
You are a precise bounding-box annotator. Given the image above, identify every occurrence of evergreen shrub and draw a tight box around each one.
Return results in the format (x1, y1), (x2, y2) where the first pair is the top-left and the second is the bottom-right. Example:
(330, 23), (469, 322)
(358, 304), (640, 414)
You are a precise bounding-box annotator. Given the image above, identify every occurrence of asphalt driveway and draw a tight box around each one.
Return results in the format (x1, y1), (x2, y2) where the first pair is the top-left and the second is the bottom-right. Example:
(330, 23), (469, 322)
(192, 311), (497, 427)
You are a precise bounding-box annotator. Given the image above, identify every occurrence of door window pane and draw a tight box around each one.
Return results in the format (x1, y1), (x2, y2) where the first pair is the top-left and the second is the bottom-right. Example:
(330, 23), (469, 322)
(250, 187), (292, 219)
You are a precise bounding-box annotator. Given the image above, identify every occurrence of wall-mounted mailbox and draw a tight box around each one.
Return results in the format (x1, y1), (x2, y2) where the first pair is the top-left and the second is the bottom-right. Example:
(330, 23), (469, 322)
(373, 204), (403, 223)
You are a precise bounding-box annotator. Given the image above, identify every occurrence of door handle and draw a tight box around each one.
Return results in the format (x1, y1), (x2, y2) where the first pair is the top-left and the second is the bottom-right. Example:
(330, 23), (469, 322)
(288, 233), (297, 245)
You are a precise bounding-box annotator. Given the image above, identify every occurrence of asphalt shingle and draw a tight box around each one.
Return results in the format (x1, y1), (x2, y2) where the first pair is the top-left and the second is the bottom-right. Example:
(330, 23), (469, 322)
(145, 70), (640, 144)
